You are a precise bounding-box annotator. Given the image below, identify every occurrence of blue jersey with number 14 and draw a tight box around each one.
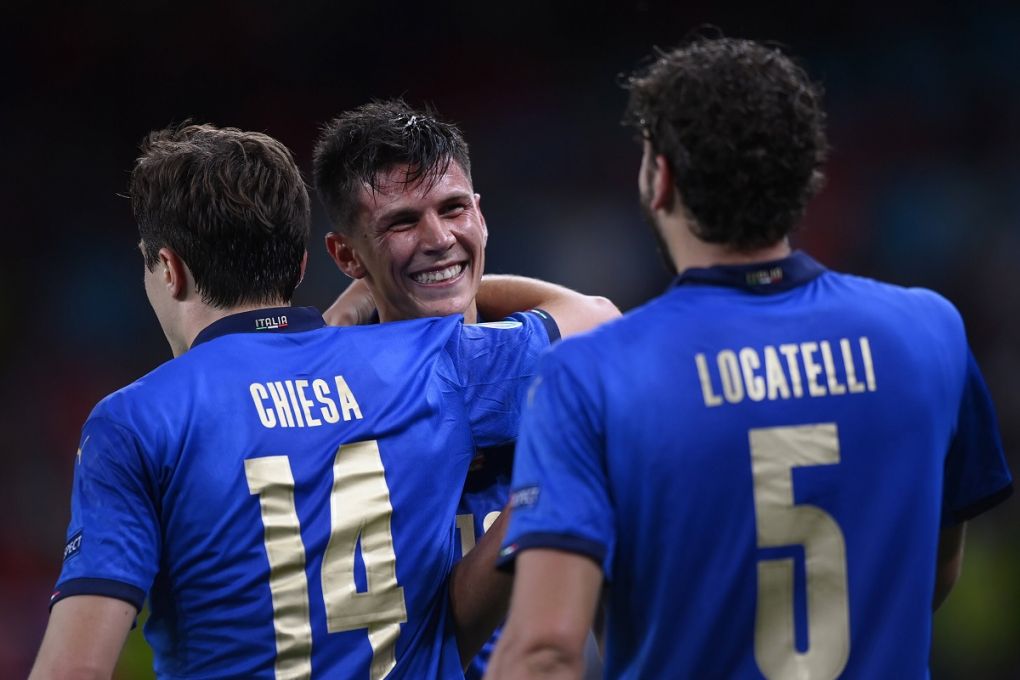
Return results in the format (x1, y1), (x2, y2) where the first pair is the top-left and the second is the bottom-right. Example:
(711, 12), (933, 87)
(53, 306), (556, 679)
(503, 253), (1011, 679)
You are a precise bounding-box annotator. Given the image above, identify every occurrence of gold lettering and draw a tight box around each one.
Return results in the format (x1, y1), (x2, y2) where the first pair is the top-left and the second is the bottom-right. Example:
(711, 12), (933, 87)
(800, 342), (827, 397)
(695, 353), (724, 407)
(778, 344), (804, 398)
(295, 380), (321, 427)
(483, 511), (501, 533)
(820, 341), (846, 396)
(764, 346), (791, 400)
(860, 337), (877, 391)
(718, 350), (745, 404)
(268, 382), (295, 428)
(740, 348), (766, 402)
(313, 379), (341, 424)
(840, 339), (866, 393)
(456, 514), (475, 555)
(284, 381), (306, 427)
(250, 383), (277, 428)
(335, 376), (364, 421)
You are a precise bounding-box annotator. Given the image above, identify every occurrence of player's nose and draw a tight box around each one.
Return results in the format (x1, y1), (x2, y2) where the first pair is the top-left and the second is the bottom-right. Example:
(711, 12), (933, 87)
(418, 212), (456, 253)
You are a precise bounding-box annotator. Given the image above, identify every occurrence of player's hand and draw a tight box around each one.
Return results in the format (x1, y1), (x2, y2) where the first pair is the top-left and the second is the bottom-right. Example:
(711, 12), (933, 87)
(323, 278), (376, 326)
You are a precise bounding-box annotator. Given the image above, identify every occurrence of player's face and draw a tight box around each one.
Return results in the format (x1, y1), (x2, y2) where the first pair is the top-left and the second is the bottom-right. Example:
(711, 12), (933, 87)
(344, 161), (487, 323)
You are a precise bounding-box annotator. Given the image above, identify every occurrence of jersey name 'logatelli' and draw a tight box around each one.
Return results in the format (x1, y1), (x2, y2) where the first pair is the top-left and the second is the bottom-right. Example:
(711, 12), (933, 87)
(695, 337), (877, 407)
(248, 376), (364, 428)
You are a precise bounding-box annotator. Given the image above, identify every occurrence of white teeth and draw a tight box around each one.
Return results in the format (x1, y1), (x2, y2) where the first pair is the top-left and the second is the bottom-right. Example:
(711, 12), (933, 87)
(412, 264), (464, 284)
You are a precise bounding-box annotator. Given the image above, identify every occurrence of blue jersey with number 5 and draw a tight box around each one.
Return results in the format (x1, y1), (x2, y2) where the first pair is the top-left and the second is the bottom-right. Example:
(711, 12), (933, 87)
(502, 253), (1011, 679)
(53, 306), (556, 679)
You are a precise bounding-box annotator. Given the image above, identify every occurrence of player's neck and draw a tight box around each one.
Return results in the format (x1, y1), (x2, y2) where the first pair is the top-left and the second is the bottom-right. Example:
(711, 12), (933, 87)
(173, 299), (291, 357)
(664, 217), (791, 275)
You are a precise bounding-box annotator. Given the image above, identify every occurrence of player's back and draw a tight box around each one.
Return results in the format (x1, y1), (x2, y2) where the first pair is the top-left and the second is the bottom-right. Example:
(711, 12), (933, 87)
(57, 307), (549, 679)
(550, 255), (1008, 678)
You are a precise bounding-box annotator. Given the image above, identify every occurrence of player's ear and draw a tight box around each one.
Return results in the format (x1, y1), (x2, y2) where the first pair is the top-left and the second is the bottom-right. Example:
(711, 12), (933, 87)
(297, 250), (308, 286)
(159, 247), (189, 300)
(474, 193), (488, 245)
(325, 231), (367, 279)
(650, 154), (675, 213)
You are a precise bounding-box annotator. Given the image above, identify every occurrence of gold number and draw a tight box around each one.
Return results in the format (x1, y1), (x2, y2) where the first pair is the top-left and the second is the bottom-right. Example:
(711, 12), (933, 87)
(245, 456), (313, 680)
(322, 440), (407, 680)
(456, 514), (476, 555)
(749, 424), (850, 680)
(246, 440), (407, 680)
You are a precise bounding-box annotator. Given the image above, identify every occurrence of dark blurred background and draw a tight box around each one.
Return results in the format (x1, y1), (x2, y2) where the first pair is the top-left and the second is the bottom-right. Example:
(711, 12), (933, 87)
(2, 1), (1018, 677)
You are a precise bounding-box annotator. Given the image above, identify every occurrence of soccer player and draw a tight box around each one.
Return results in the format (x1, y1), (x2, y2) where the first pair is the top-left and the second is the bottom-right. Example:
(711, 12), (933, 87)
(312, 99), (617, 678)
(489, 37), (1013, 679)
(29, 123), (611, 679)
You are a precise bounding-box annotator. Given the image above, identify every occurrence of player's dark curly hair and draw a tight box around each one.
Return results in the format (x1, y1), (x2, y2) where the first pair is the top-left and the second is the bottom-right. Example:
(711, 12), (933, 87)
(623, 37), (827, 250)
(130, 123), (310, 308)
(313, 98), (472, 233)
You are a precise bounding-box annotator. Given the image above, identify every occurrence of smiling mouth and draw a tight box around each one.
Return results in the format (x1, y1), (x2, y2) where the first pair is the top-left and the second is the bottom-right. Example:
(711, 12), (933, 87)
(410, 263), (466, 284)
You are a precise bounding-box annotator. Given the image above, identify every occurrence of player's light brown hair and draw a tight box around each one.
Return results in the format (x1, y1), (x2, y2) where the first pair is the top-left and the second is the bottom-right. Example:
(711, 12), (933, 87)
(130, 123), (310, 308)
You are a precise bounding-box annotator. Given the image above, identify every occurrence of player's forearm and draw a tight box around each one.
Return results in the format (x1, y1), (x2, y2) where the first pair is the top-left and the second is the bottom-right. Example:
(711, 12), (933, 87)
(322, 278), (376, 326)
(475, 275), (619, 337)
(449, 507), (513, 667)
(485, 632), (584, 680)
(30, 596), (136, 680)
(486, 550), (602, 679)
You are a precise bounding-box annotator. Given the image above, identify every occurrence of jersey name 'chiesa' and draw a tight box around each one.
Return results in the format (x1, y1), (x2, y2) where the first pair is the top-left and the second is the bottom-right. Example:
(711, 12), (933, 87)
(695, 336), (877, 407)
(249, 376), (363, 428)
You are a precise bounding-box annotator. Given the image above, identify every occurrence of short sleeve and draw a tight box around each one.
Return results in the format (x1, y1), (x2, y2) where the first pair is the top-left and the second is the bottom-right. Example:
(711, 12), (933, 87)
(497, 347), (616, 579)
(453, 310), (559, 448)
(51, 415), (161, 611)
(941, 349), (1013, 526)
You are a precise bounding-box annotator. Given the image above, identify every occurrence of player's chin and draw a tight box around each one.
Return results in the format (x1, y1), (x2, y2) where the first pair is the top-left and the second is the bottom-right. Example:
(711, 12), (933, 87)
(411, 286), (476, 319)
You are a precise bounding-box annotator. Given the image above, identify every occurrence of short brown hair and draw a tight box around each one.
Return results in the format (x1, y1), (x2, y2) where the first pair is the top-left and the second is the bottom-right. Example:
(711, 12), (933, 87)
(313, 99), (471, 234)
(130, 123), (310, 308)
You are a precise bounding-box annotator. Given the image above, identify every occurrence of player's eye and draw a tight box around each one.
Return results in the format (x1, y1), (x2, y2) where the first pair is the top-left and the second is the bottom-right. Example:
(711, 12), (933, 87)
(387, 218), (417, 231)
(442, 203), (468, 217)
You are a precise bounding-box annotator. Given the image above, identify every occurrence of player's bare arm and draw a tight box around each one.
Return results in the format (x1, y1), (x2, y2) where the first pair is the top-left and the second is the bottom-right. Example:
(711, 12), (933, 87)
(474, 274), (619, 338)
(29, 596), (136, 680)
(322, 275), (376, 326)
(449, 505), (513, 667)
(323, 272), (620, 336)
(933, 523), (966, 610)
(485, 549), (603, 680)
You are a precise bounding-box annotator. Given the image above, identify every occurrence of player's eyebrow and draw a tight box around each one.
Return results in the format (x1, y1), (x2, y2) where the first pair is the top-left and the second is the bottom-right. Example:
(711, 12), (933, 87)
(375, 207), (421, 227)
(375, 191), (473, 226)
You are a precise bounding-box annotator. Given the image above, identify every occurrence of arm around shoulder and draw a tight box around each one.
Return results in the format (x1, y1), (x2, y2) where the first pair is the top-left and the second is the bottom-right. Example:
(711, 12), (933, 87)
(475, 275), (619, 339)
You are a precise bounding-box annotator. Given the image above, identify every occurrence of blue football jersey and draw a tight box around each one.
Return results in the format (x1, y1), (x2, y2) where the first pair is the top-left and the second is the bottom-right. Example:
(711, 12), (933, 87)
(53, 306), (557, 679)
(502, 252), (1012, 679)
(453, 311), (559, 680)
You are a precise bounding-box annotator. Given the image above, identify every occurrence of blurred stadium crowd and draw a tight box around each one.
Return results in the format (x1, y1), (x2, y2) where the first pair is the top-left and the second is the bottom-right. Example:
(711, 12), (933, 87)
(2, 1), (1018, 677)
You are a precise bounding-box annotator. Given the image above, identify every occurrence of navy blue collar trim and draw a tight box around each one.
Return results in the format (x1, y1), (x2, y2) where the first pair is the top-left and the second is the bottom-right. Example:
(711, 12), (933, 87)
(191, 306), (325, 349)
(671, 251), (826, 294)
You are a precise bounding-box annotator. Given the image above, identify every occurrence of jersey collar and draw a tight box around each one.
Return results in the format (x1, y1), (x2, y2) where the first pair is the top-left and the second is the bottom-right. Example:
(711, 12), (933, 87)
(191, 306), (325, 349)
(670, 251), (826, 294)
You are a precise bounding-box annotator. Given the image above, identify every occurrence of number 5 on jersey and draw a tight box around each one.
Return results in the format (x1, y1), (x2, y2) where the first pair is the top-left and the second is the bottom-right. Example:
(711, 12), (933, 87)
(750, 423), (850, 680)
(245, 440), (406, 680)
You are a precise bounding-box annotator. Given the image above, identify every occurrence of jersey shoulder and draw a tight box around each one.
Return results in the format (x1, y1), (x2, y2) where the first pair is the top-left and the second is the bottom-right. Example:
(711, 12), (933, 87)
(821, 270), (967, 346)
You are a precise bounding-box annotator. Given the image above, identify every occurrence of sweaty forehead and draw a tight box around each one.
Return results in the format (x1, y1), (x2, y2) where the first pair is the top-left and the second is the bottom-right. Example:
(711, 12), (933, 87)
(358, 162), (474, 219)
